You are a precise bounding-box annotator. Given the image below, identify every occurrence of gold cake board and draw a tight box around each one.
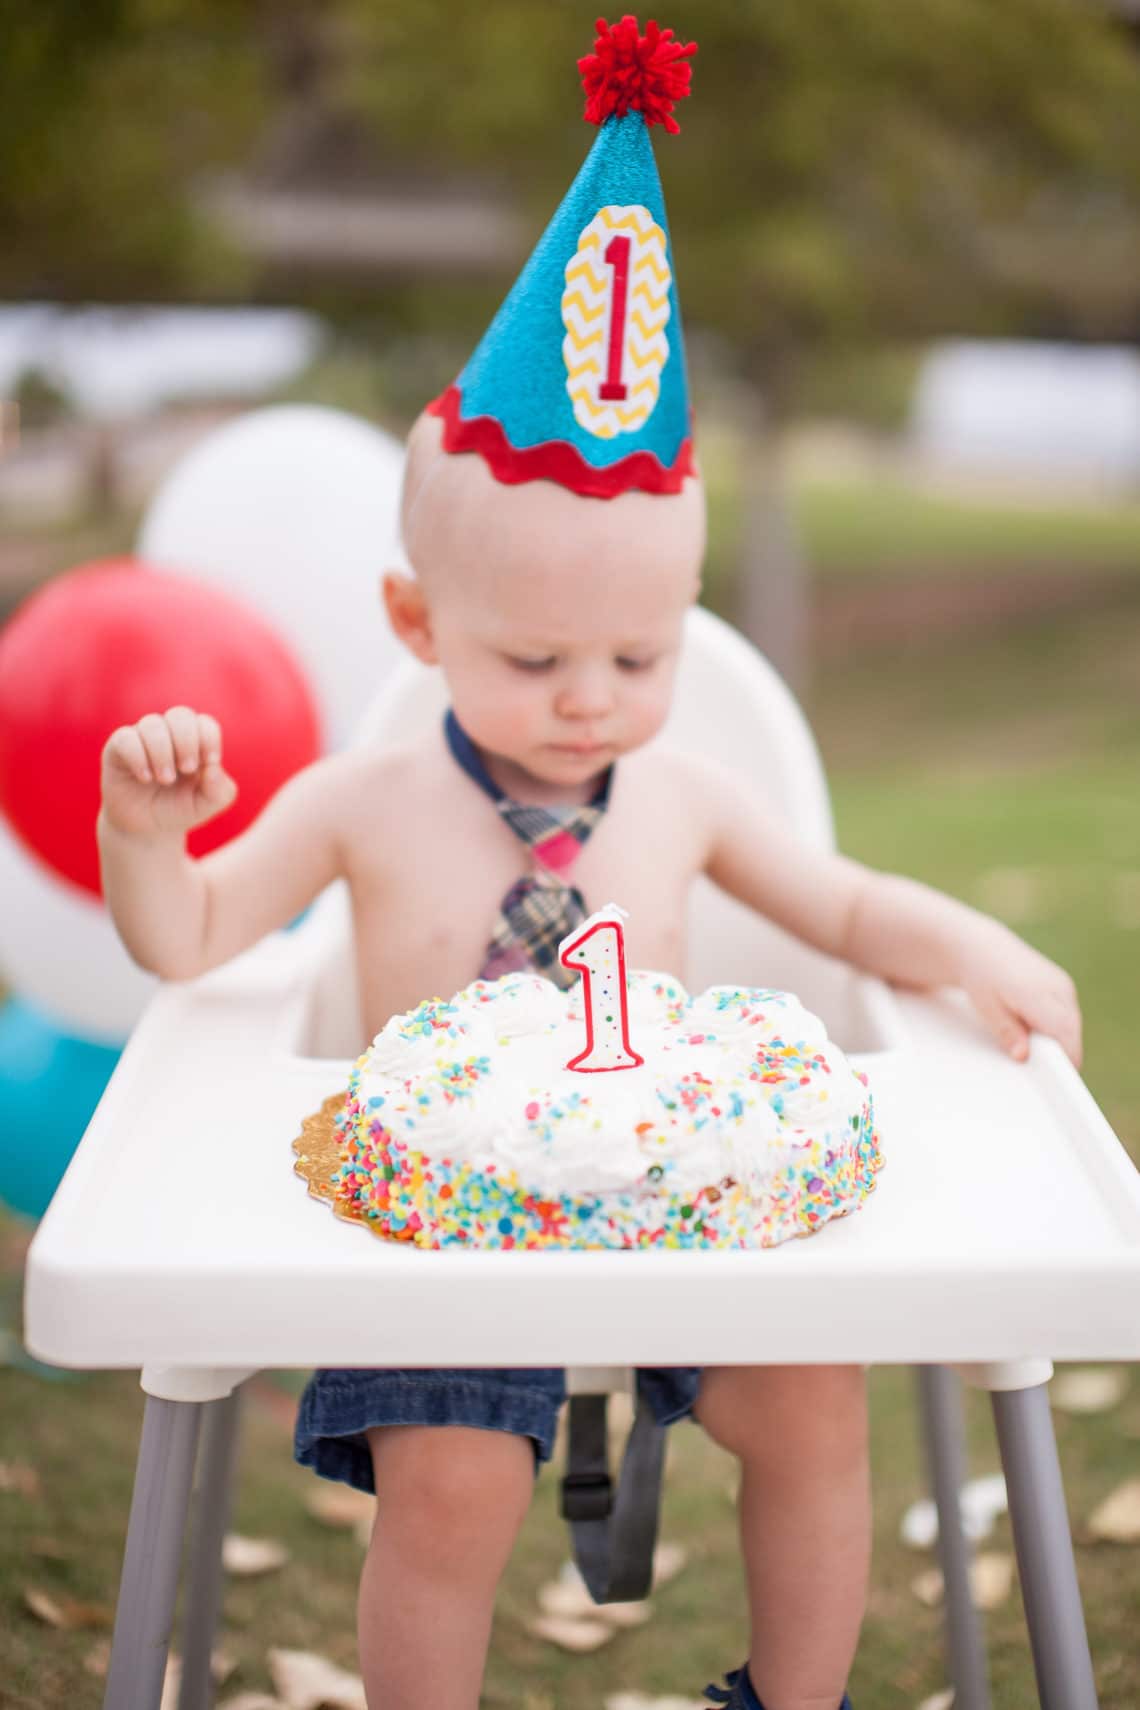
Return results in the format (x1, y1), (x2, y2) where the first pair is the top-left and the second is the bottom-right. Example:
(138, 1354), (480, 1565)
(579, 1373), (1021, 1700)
(291, 1090), (365, 1226)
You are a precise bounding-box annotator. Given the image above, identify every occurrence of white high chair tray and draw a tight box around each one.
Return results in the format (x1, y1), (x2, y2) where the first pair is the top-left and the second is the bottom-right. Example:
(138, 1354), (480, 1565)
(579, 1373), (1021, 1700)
(25, 932), (1140, 1375)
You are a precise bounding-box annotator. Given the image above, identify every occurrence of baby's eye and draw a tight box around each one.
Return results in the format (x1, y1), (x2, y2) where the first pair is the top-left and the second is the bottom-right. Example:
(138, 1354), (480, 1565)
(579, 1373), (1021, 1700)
(506, 654), (557, 673)
(616, 655), (657, 672)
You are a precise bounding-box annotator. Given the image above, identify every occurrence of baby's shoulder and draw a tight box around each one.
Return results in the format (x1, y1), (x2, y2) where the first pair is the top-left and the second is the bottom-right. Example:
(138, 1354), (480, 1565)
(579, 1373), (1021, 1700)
(622, 742), (735, 814)
(315, 728), (451, 828)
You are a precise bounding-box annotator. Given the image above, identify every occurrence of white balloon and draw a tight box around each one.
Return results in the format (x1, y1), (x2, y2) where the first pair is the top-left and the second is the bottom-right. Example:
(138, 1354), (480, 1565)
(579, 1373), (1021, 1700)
(139, 405), (406, 749)
(0, 817), (156, 1044)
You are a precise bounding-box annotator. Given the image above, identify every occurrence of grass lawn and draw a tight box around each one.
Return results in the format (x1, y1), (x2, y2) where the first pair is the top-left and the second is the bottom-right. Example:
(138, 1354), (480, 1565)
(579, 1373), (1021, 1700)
(3, 545), (1139, 1706)
(792, 471), (1140, 579)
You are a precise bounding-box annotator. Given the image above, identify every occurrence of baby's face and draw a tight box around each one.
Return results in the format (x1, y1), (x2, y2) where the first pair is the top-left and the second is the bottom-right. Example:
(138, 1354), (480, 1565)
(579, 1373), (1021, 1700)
(391, 414), (705, 791)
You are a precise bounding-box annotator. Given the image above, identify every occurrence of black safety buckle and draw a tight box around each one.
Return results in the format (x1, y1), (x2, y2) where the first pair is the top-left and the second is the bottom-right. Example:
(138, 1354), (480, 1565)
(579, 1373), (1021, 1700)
(560, 1469), (613, 1523)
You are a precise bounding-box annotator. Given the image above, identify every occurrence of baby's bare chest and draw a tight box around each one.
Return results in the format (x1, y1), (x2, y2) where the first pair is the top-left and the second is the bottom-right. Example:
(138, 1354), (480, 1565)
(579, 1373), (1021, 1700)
(343, 762), (707, 1039)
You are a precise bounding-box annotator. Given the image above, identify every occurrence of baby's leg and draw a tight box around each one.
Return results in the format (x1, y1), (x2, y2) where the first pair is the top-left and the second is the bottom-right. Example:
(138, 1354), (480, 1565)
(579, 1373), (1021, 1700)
(359, 1423), (534, 1710)
(695, 1365), (870, 1710)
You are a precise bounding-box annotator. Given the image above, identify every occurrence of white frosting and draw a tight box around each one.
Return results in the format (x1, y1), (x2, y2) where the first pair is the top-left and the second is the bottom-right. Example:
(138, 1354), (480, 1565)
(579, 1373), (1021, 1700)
(355, 970), (866, 1201)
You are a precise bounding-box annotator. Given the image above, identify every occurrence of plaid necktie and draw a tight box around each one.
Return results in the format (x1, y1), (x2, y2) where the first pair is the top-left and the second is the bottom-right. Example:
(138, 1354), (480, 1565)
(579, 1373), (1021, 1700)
(444, 710), (610, 990)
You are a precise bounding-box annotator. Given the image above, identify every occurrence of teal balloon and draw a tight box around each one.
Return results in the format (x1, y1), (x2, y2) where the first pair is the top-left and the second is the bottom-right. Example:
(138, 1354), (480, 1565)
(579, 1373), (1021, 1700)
(0, 998), (121, 1220)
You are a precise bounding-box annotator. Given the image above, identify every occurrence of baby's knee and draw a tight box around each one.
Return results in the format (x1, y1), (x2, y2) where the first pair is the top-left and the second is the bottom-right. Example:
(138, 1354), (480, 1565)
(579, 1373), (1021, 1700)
(366, 1423), (534, 1547)
(696, 1365), (868, 1468)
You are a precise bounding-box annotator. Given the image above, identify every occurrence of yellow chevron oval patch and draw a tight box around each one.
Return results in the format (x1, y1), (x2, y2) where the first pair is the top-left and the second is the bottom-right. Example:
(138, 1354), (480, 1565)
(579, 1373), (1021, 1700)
(561, 204), (671, 440)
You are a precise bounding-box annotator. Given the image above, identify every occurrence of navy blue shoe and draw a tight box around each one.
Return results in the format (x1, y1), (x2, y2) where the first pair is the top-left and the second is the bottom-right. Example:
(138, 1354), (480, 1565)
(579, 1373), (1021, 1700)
(703, 1667), (854, 1710)
(703, 1669), (748, 1707)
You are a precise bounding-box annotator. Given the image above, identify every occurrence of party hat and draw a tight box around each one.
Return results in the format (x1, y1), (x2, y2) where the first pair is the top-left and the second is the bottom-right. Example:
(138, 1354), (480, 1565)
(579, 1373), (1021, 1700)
(427, 16), (697, 500)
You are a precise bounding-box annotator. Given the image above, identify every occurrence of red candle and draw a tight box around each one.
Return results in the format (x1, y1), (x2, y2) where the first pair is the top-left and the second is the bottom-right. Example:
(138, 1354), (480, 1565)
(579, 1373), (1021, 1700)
(559, 905), (644, 1073)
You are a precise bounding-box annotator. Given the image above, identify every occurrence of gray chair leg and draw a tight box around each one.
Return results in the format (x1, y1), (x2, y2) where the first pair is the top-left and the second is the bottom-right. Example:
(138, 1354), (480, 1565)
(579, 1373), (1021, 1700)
(104, 1396), (203, 1710)
(917, 1365), (991, 1710)
(991, 1383), (1099, 1710)
(177, 1387), (244, 1710)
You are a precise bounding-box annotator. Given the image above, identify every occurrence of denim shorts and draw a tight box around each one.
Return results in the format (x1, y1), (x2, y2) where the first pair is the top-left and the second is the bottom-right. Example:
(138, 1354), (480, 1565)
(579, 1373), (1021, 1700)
(294, 1365), (703, 1495)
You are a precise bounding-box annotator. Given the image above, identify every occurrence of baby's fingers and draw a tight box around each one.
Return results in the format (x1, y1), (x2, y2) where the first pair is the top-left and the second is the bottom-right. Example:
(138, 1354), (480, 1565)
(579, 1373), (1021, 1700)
(163, 705), (203, 776)
(188, 752), (238, 827)
(136, 713), (177, 785)
(969, 985), (1030, 1061)
(1027, 981), (1083, 1071)
(196, 712), (223, 769)
(103, 723), (152, 785)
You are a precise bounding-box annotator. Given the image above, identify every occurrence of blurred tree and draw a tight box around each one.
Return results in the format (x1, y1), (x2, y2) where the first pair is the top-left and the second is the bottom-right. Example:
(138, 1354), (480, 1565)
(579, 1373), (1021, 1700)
(0, 0), (266, 297)
(10, 365), (73, 430)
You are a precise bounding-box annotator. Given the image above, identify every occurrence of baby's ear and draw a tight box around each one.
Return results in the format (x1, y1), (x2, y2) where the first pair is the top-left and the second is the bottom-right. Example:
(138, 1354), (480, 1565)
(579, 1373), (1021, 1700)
(382, 568), (437, 665)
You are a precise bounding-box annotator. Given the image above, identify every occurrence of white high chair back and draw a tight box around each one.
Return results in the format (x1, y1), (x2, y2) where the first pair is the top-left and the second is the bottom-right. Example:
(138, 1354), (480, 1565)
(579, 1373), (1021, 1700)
(298, 602), (891, 1061)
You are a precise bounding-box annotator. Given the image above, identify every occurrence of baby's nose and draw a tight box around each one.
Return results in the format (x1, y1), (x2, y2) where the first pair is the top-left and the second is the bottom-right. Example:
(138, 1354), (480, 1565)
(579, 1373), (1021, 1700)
(555, 666), (615, 721)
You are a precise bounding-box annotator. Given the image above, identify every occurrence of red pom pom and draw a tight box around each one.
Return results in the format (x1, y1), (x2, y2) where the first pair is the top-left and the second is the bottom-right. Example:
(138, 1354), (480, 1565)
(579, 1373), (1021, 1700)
(578, 15), (697, 135)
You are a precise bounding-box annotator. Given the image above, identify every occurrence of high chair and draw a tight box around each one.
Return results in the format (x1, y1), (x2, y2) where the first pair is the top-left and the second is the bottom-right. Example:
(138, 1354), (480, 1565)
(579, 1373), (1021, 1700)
(24, 605), (1140, 1710)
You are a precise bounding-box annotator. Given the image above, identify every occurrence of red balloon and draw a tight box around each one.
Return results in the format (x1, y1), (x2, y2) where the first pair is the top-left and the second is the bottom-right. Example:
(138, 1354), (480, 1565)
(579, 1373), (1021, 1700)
(0, 558), (323, 898)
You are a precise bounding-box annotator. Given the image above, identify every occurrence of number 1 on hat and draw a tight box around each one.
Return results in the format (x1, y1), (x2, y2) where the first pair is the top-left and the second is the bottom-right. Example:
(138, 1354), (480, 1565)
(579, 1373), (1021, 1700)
(600, 235), (631, 400)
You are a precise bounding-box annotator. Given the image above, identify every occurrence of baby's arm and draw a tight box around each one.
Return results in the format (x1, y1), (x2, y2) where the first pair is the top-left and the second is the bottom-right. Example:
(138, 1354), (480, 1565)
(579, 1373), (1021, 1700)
(98, 706), (348, 980)
(698, 763), (1082, 1067)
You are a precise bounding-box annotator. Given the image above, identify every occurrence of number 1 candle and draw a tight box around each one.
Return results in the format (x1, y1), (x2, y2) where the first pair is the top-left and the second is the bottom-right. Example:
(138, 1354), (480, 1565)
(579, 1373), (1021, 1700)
(559, 905), (644, 1073)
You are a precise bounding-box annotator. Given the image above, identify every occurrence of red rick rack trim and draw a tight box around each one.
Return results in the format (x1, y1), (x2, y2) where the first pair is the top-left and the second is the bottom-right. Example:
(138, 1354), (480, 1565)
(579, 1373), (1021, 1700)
(427, 385), (694, 499)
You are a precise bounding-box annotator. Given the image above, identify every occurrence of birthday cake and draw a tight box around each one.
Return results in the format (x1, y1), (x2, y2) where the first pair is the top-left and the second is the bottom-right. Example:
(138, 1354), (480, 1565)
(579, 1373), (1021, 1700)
(326, 945), (881, 1252)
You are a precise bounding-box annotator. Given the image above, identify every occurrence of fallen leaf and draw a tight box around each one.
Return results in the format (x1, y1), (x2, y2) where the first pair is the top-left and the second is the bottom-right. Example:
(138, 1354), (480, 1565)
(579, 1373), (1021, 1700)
(910, 1553), (1014, 1611)
(960, 1474), (1008, 1537)
(27, 1536), (68, 1560)
(900, 1499), (939, 1551)
(652, 1541), (687, 1587)
(213, 1649), (238, 1685)
(0, 1461), (41, 1498)
(917, 1692), (955, 1710)
(539, 1565), (651, 1628)
(527, 1612), (615, 1652)
(160, 1658), (181, 1710)
(23, 1587), (114, 1630)
(83, 1639), (111, 1678)
(910, 1567), (945, 1608)
(970, 1552), (1015, 1610)
(900, 1476), (1007, 1550)
(268, 1647), (367, 1710)
(157, 1648), (244, 1708)
(1087, 1479), (1140, 1543)
(304, 1485), (376, 1533)
(223, 1534), (291, 1576)
(1051, 1368), (1128, 1415)
(606, 1694), (706, 1710)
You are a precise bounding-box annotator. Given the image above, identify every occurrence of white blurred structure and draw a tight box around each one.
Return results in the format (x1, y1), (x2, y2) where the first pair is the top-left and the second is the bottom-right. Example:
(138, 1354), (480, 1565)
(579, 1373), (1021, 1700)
(0, 305), (322, 418)
(911, 340), (1140, 489)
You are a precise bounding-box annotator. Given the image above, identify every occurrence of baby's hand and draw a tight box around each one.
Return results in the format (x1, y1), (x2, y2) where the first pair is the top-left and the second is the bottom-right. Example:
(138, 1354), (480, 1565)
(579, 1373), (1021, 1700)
(100, 707), (237, 840)
(960, 927), (1082, 1070)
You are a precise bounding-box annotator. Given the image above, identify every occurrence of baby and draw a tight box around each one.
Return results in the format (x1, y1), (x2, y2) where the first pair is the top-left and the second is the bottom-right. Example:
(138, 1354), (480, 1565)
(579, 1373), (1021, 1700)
(99, 407), (1082, 1710)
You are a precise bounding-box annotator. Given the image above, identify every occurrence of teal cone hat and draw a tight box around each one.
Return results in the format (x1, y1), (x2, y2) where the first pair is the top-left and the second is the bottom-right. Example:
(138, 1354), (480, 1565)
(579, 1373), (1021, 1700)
(427, 16), (697, 500)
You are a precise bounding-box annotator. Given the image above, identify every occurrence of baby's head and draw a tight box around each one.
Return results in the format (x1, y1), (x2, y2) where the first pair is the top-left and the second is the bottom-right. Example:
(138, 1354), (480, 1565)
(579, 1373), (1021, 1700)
(384, 409), (705, 790)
